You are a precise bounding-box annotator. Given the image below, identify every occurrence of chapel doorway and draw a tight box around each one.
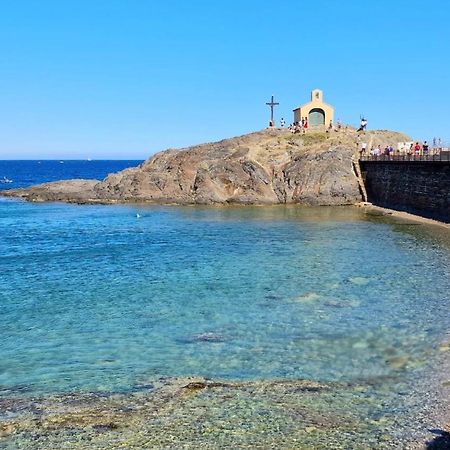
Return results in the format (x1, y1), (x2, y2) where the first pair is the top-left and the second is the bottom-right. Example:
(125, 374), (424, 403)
(309, 108), (325, 126)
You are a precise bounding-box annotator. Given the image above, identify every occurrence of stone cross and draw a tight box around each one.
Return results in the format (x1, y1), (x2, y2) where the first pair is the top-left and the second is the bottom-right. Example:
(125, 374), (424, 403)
(266, 95), (279, 126)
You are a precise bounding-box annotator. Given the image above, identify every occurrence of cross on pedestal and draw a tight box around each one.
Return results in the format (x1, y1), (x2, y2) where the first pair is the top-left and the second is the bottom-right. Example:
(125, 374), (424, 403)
(266, 95), (279, 127)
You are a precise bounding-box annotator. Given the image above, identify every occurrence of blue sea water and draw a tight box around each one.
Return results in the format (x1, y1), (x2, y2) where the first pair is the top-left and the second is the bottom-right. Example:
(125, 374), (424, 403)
(0, 160), (143, 190)
(1, 161), (450, 402)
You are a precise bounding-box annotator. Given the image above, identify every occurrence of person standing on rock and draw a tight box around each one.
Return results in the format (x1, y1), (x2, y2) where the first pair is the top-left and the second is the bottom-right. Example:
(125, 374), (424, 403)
(357, 117), (367, 132)
(360, 142), (367, 157)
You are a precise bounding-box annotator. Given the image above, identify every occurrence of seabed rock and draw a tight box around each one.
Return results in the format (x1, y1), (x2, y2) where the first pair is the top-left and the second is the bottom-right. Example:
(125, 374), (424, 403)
(0, 375), (437, 449)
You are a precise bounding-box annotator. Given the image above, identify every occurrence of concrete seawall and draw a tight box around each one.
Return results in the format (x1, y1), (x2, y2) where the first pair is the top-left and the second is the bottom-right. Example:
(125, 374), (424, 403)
(359, 159), (450, 223)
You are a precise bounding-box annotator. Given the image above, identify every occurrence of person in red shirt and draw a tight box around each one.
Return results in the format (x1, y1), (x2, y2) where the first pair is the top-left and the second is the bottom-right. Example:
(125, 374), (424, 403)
(414, 142), (421, 155)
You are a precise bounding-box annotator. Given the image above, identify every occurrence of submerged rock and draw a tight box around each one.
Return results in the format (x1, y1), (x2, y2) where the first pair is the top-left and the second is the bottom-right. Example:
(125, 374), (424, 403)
(296, 292), (322, 303)
(180, 332), (227, 343)
(348, 276), (371, 286)
(439, 343), (450, 353)
(325, 298), (361, 308)
(352, 340), (369, 350)
(386, 355), (411, 370)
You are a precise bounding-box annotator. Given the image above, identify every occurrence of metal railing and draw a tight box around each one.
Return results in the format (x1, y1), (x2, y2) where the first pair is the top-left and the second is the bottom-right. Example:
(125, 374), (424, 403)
(360, 151), (450, 162)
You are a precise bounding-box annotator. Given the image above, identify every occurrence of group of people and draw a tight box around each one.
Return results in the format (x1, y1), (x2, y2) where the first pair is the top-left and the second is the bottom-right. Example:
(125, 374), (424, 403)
(360, 144), (395, 157)
(407, 141), (430, 155)
(328, 119), (343, 131)
(359, 141), (432, 158)
(281, 117), (344, 134)
(286, 118), (309, 134)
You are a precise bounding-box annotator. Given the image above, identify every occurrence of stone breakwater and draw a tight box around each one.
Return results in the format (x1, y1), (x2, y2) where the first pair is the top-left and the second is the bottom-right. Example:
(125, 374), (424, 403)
(0, 129), (409, 205)
(360, 159), (450, 223)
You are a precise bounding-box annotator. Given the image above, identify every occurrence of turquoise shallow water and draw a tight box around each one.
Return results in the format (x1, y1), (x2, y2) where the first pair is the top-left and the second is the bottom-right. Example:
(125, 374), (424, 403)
(1, 199), (450, 399)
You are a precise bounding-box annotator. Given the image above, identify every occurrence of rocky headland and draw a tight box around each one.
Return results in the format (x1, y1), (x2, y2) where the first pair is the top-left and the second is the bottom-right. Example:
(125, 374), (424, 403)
(1, 128), (409, 205)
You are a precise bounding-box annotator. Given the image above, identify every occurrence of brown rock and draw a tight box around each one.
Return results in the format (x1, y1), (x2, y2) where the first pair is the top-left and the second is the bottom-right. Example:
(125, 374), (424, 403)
(1, 128), (410, 206)
(1, 179), (100, 203)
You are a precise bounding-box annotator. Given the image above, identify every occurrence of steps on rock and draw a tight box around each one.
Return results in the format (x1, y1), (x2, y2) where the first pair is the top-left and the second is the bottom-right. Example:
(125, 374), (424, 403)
(351, 156), (368, 202)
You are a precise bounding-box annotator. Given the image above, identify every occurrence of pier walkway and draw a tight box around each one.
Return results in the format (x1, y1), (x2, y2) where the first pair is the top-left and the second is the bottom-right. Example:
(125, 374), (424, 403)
(358, 153), (450, 223)
(360, 152), (450, 163)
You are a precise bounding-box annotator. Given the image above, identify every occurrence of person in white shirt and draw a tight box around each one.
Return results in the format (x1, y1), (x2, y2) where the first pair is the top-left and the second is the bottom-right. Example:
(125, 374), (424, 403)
(359, 142), (367, 158)
(357, 117), (368, 132)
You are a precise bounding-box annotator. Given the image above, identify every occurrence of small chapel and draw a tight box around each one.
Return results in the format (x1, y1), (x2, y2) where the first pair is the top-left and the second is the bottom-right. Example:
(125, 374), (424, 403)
(293, 89), (334, 127)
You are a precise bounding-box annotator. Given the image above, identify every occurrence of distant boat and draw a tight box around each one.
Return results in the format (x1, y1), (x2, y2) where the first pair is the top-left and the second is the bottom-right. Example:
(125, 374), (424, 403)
(59, 161), (64, 164)
(1, 176), (13, 184)
(87, 158), (92, 161)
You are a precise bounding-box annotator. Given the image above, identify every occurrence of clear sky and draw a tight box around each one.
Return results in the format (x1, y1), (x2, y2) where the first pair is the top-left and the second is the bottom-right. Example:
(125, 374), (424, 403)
(0, 0), (449, 159)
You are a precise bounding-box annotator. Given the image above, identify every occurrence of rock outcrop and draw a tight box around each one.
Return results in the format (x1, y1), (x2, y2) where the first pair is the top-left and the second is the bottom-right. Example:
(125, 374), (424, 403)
(1, 128), (410, 205)
(3, 180), (100, 203)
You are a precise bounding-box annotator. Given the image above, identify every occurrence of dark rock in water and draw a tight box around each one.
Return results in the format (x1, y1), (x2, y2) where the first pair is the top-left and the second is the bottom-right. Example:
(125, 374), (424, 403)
(131, 383), (154, 392)
(92, 422), (119, 432)
(325, 298), (361, 308)
(264, 294), (282, 301)
(183, 380), (230, 392)
(195, 332), (226, 342)
(0, 384), (32, 395)
(183, 382), (210, 391)
(179, 332), (226, 344)
(385, 355), (411, 370)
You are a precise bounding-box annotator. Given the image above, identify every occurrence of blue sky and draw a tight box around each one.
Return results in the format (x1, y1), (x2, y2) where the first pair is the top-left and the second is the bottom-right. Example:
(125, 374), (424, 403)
(0, 0), (448, 159)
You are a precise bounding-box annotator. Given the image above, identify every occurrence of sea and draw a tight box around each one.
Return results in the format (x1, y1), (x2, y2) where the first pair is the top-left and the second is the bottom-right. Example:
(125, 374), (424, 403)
(1, 160), (450, 449)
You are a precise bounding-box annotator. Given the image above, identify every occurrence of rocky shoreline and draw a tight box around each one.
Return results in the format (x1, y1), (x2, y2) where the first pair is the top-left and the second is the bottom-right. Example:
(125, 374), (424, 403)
(0, 372), (447, 449)
(0, 128), (409, 206)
